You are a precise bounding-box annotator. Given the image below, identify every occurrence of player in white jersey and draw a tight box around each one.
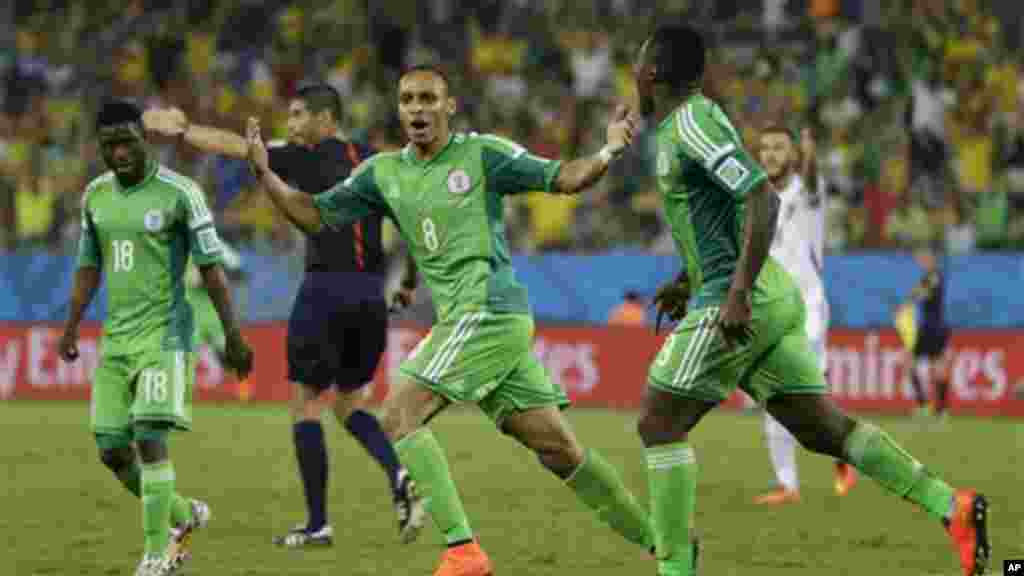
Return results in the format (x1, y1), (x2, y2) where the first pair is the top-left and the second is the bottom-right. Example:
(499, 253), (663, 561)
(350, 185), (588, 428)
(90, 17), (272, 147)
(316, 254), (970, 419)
(753, 125), (858, 505)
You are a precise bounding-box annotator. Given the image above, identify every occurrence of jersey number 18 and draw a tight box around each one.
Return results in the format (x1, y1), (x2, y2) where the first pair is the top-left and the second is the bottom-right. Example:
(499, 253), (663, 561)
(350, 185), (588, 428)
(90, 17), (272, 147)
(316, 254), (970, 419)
(112, 240), (135, 272)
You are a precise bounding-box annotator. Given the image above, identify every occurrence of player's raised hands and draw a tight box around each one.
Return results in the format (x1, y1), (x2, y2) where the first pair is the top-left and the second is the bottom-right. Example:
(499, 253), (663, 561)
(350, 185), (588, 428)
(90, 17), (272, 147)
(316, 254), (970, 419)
(605, 104), (640, 156)
(246, 117), (269, 177)
(142, 107), (188, 136)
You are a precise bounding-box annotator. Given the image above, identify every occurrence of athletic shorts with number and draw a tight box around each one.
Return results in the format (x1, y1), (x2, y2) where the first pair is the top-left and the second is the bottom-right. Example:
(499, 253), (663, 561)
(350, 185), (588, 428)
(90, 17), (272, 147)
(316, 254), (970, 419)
(648, 289), (827, 405)
(400, 312), (569, 425)
(91, 349), (195, 435)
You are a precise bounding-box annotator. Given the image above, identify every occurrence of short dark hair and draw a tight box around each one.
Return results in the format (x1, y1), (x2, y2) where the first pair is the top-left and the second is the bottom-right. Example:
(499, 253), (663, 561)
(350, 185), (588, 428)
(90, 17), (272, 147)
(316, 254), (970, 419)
(97, 99), (143, 131)
(399, 63), (451, 91)
(296, 83), (343, 124)
(649, 26), (706, 92)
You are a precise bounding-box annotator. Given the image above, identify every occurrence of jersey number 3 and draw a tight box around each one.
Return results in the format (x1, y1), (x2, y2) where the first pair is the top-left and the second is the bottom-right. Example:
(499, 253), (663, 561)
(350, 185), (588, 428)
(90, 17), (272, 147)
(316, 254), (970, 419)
(112, 240), (135, 272)
(421, 218), (439, 252)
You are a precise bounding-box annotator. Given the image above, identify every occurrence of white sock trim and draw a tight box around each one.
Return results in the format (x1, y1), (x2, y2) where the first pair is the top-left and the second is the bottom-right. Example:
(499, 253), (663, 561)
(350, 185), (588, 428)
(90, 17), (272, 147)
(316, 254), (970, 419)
(142, 462), (175, 483)
(646, 446), (695, 470)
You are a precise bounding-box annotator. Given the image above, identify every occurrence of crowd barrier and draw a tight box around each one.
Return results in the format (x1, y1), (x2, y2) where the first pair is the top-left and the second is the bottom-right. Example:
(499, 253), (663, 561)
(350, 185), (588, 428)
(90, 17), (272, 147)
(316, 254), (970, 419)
(3, 251), (1023, 327)
(3, 322), (1021, 417)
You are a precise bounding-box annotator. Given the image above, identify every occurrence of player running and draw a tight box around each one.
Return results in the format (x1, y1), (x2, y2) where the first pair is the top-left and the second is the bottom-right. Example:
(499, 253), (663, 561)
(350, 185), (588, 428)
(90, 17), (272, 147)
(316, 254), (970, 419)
(753, 124), (857, 504)
(144, 85), (424, 547)
(247, 64), (656, 576)
(634, 27), (989, 576)
(58, 100), (254, 576)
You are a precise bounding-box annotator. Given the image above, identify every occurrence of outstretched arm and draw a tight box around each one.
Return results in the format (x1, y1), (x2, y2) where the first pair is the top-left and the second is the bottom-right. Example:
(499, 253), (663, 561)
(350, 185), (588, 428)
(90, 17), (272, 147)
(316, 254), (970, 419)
(553, 105), (639, 194)
(143, 107), (249, 158)
(245, 117), (323, 234)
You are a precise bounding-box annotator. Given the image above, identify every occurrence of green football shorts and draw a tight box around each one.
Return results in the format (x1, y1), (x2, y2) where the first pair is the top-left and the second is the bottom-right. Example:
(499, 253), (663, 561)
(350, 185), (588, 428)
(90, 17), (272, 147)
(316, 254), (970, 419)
(400, 312), (569, 425)
(90, 349), (195, 435)
(648, 290), (827, 405)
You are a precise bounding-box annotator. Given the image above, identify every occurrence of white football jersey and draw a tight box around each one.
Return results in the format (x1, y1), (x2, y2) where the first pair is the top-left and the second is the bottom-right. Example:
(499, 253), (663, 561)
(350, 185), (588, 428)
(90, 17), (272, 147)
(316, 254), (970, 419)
(770, 173), (829, 342)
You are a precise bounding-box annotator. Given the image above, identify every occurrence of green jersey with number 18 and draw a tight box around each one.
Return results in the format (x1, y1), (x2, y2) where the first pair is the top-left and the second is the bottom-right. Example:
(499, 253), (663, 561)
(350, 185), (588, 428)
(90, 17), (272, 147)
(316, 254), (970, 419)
(77, 162), (225, 354)
(655, 94), (798, 309)
(314, 132), (561, 323)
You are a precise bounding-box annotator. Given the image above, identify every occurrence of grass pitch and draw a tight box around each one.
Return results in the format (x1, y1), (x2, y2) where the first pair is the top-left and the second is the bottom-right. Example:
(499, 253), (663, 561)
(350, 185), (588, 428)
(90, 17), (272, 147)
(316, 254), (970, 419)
(3, 401), (1021, 575)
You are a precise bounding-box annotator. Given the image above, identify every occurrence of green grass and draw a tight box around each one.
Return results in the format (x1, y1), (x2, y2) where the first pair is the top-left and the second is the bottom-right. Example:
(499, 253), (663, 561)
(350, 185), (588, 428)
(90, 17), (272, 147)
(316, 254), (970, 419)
(3, 401), (1021, 575)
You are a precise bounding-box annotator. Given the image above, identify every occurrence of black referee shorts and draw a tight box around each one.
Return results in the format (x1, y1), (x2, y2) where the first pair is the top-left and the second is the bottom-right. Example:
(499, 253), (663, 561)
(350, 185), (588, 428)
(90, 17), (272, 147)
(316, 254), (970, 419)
(913, 327), (950, 359)
(286, 274), (388, 391)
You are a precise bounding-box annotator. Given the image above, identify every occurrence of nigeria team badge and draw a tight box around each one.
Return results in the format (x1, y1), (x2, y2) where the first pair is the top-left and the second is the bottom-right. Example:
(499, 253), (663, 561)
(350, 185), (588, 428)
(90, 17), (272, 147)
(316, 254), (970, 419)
(144, 210), (164, 232)
(447, 169), (471, 195)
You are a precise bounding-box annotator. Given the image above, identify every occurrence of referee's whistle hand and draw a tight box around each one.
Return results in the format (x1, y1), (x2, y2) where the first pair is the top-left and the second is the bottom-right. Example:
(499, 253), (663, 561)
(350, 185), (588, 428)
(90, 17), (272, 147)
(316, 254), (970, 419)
(246, 117), (269, 177)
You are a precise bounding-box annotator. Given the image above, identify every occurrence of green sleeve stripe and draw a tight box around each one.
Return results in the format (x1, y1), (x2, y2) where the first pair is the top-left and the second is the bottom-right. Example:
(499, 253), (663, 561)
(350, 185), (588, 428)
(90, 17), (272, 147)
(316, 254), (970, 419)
(157, 169), (212, 229)
(476, 133), (527, 156)
(676, 105), (735, 170)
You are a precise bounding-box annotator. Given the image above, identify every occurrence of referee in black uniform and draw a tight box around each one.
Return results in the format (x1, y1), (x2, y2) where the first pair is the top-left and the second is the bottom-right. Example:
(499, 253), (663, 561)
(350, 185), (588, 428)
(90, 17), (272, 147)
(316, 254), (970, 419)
(144, 85), (425, 547)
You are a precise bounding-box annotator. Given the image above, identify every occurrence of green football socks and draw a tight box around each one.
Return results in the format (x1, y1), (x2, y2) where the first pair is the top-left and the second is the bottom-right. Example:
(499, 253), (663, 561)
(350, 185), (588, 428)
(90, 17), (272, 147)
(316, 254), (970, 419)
(566, 448), (654, 549)
(141, 461), (175, 556)
(843, 421), (955, 520)
(114, 460), (193, 526)
(646, 442), (697, 576)
(115, 460), (142, 497)
(395, 428), (475, 546)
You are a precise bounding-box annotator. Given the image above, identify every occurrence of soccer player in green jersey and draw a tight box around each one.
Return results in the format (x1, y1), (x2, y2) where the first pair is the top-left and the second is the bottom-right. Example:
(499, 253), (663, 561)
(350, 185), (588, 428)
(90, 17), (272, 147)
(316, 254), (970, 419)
(58, 100), (254, 576)
(633, 27), (989, 576)
(246, 64), (656, 576)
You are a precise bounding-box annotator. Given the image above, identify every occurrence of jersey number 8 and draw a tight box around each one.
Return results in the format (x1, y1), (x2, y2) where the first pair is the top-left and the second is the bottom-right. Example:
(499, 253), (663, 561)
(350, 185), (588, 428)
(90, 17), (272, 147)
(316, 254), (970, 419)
(421, 218), (439, 252)
(112, 240), (135, 272)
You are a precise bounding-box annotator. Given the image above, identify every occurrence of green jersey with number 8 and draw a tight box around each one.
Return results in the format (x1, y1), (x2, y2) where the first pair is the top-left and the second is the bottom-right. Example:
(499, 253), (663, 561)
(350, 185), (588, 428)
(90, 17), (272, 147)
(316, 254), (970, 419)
(77, 162), (225, 355)
(315, 132), (560, 323)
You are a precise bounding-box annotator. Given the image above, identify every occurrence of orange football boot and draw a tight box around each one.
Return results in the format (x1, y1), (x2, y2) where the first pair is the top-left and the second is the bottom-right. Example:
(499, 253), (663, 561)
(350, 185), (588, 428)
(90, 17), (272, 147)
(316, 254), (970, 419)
(834, 461), (858, 496)
(945, 489), (990, 576)
(434, 541), (494, 576)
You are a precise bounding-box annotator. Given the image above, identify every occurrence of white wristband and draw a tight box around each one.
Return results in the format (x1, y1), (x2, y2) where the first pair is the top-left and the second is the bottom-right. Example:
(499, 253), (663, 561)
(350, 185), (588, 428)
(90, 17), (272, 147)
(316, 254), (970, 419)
(598, 145), (621, 165)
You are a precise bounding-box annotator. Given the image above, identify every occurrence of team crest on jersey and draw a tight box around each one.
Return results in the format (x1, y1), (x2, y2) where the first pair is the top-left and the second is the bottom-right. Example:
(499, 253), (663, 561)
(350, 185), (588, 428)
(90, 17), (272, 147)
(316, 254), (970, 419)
(657, 151), (671, 176)
(714, 157), (749, 191)
(144, 210), (164, 232)
(447, 169), (472, 195)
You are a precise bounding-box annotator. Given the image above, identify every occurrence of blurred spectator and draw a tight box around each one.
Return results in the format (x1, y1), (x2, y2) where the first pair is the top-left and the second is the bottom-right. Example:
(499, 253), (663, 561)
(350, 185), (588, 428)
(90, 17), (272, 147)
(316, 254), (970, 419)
(608, 290), (646, 326)
(885, 190), (935, 249)
(0, 1), (1020, 256)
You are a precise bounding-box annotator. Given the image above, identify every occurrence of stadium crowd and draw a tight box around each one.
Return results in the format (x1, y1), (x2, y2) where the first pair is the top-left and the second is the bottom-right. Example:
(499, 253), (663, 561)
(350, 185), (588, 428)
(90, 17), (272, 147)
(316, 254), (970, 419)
(1, 0), (1022, 257)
